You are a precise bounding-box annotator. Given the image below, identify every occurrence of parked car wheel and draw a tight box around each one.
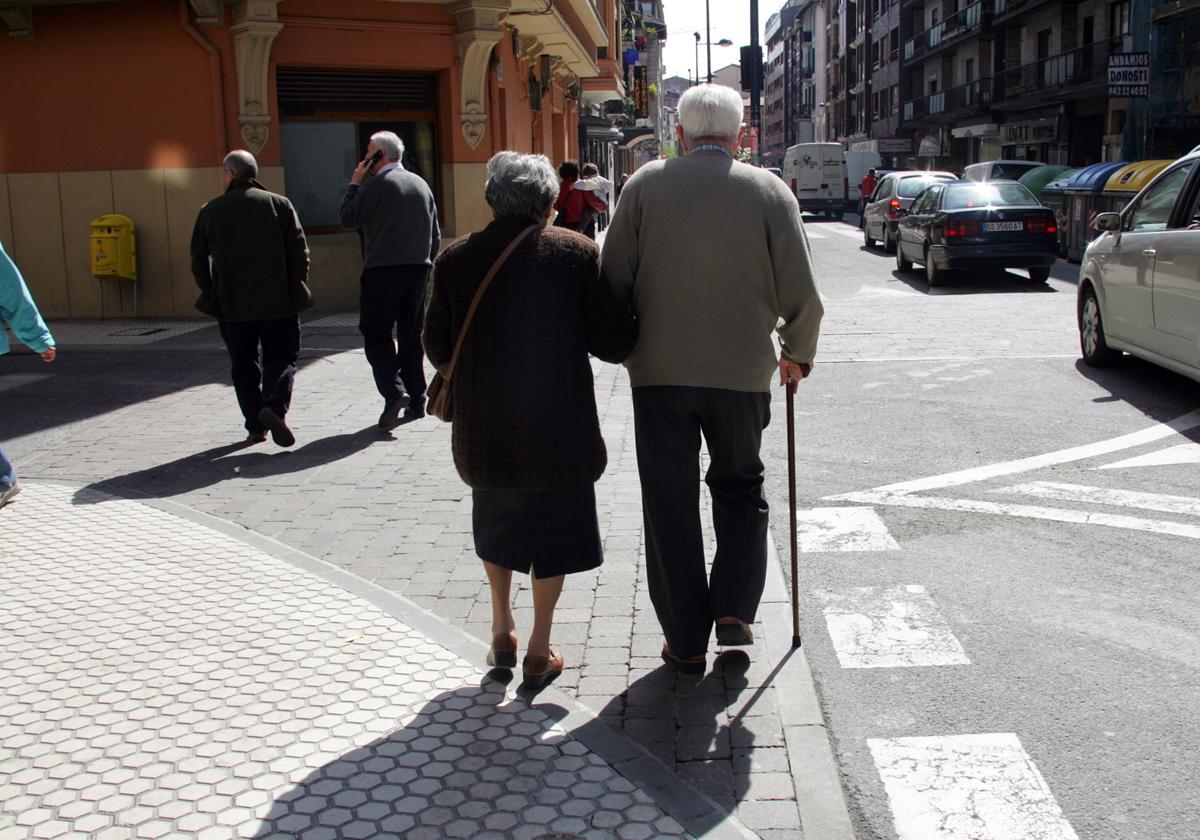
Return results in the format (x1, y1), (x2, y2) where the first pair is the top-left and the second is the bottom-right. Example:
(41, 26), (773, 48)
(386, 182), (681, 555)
(883, 227), (897, 254)
(1079, 285), (1121, 367)
(1028, 266), (1050, 283)
(925, 248), (947, 287)
(864, 223), (875, 248)
(895, 243), (913, 272)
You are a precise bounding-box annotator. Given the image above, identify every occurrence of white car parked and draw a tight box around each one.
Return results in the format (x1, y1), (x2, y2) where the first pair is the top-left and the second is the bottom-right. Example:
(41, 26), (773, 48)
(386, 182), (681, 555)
(1078, 148), (1200, 384)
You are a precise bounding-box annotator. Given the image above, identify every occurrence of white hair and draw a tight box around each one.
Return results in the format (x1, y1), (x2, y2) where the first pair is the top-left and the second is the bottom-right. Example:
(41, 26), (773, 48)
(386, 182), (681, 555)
(484, 152), (560, 219)
(223, 149), (258, 179)
(678, 84), (743, 143)
(370, 130), (404, 162)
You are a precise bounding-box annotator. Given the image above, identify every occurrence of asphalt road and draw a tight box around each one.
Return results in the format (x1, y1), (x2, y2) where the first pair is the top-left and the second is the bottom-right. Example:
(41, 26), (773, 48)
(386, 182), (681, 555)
(765, 214), (1200, 839)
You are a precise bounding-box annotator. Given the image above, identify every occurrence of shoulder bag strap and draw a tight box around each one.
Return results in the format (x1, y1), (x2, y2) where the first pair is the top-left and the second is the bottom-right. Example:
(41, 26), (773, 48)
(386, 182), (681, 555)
(440, 224), (538, 385)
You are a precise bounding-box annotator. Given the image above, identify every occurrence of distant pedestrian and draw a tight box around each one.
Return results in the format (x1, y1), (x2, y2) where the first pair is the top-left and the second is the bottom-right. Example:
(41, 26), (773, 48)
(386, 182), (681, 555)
(575, 163), (615, 236)
(615, 172), (631, 205)
(602, 83), (824, 674)
(553, 160), (607, 238)
(859, 167), (878, 219)
(341, 130), (441, 430)
(0, 240), (56, 509)
(191, 150), (311, 447)
(423, 152), (637, 690)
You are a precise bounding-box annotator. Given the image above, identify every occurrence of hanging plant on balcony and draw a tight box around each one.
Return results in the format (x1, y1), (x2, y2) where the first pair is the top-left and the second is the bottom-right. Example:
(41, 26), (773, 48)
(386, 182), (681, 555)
(635, 35), (647, 50)
(648, 83), (659, 98)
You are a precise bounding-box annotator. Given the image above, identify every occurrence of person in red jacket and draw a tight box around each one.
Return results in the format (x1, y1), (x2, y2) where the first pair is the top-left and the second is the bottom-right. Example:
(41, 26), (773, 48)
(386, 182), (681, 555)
(553, 160), (607, 238)
(859, 168), (878, 220)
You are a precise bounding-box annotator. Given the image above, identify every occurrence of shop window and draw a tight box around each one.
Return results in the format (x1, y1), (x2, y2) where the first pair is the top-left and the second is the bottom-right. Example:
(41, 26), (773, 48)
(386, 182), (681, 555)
(280, 121), (438, 230)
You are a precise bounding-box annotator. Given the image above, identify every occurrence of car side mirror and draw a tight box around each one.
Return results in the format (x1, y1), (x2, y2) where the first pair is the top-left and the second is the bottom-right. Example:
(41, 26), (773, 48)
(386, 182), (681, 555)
(1095, 212), (1122, 232)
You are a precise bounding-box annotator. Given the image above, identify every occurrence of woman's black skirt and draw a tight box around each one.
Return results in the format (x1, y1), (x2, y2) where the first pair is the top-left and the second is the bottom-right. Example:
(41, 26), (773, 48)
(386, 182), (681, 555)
(472, 484), (603, 577)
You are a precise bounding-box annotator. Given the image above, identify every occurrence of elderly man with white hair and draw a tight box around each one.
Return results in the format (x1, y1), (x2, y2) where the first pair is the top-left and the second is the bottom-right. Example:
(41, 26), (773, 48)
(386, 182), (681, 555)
(601, 83), (824, 674)
(342, 130), (441, 430)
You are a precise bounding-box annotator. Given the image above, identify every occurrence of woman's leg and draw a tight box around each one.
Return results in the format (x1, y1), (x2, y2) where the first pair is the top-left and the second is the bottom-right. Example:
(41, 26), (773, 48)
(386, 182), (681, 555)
(527, 573), (564, 659)
(483, 561), (516, 639)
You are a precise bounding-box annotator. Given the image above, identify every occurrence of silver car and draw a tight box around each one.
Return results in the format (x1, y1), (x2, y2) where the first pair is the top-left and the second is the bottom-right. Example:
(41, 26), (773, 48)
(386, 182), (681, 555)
(862, 171), (957, 253)
(1078, 148), (1200, 384)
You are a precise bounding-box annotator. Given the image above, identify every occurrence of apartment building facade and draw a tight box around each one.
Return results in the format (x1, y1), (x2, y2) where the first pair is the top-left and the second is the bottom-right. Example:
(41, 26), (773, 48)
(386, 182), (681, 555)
(0, 0), (624, 319)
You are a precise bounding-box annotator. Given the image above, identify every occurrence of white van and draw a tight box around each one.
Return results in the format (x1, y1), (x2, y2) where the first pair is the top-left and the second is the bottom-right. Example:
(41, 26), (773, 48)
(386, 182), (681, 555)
(844, 149), (883, 204)
(783, 142), (847, 218)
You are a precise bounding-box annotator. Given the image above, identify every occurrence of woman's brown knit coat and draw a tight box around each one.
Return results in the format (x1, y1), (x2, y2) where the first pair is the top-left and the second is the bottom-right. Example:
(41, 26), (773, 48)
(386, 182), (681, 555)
(423, 217), (637, 490)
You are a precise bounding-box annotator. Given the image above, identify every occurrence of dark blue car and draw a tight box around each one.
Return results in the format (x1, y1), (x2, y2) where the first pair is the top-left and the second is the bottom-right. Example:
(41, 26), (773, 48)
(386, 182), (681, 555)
(894, 180), (1059, 286)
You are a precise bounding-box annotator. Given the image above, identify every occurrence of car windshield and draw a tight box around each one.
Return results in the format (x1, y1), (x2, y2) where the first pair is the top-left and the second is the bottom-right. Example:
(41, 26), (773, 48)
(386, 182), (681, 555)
(897, 177), (948, 198)
(942, 183), (1038, 209)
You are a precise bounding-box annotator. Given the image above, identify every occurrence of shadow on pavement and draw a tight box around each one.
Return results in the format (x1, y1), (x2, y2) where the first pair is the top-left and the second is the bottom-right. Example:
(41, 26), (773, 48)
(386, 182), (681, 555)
(0, 324), (360, 442)
(1073, 358), (1200, 440)
(250, 682), (694, 839)
(886, 266), (1060, 296)
(72, 425), (385, 502)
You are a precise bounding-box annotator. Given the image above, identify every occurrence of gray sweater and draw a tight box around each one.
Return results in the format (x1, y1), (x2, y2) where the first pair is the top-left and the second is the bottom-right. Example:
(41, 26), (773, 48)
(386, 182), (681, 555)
(340, 164), (441, 269)
(600, 152), (824, 393)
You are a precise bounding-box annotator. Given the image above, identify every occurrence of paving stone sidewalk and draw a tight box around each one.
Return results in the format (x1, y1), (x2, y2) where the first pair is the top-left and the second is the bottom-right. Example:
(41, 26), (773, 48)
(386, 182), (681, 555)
(2, 322), (854, 839)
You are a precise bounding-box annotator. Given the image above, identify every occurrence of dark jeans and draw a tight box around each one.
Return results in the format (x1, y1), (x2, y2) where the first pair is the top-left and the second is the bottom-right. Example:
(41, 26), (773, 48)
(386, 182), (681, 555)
(633, 385), (772, 658)
(0, 441), (15, 489)
(218, 316), (301, 434)
(359, 265), (429, 403)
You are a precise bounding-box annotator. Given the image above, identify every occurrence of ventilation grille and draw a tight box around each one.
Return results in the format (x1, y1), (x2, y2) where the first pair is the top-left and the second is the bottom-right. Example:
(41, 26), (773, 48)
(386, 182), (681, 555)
(277, 69), (437, 114)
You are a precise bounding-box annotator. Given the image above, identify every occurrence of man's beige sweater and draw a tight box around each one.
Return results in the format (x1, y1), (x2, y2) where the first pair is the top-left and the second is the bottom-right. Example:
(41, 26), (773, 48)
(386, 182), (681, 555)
(601, 151), (824, 393)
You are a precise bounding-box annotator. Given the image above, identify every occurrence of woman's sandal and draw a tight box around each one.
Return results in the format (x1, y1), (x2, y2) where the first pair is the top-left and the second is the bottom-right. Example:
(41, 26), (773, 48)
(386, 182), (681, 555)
(661, 641), (706, 674)
(715, 617), (754, 646)
(521, 649), (564, 690)
(486, 632), (518, 669)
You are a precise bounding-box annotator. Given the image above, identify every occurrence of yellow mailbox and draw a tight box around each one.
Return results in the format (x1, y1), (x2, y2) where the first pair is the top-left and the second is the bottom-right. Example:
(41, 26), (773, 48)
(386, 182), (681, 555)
(90, 214), (137, 282)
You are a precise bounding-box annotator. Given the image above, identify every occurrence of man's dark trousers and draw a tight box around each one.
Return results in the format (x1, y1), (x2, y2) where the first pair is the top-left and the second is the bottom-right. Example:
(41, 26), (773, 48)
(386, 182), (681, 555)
(359, 265), (429, 404)
(218, 316), (301, 434)
(632, 385), (771, 659)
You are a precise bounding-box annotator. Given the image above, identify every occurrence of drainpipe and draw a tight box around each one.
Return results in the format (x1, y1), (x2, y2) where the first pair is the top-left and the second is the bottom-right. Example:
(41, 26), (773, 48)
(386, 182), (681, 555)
(179, 0), (228, 161)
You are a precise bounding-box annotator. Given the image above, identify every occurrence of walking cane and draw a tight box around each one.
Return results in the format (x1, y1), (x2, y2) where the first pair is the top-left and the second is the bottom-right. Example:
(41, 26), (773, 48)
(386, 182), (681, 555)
(786, 377), (801, 648)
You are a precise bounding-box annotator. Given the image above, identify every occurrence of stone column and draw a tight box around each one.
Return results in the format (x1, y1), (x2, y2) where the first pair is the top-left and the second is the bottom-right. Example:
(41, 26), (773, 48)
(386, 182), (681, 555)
(230, 0), (282, 154)
(448, 0), (510, 150)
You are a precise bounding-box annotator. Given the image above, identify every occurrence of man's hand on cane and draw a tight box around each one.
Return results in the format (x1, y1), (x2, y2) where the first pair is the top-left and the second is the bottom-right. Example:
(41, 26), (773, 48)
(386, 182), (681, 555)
(779, 359), (811, 392)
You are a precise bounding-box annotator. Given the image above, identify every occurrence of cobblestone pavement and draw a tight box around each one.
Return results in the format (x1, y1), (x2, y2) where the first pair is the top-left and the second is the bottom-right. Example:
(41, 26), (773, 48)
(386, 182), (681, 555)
(3, 324), (844, 838)
(0, 483), (693, 840)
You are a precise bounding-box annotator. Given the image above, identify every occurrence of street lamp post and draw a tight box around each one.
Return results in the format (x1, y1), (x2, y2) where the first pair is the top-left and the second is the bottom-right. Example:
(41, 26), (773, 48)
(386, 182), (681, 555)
(706, 0), (712, 83)
(694, 32), (700, 88)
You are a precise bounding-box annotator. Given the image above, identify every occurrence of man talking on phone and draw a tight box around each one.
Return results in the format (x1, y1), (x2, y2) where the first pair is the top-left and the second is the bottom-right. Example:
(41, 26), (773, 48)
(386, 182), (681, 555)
(341, 130), (441, 429)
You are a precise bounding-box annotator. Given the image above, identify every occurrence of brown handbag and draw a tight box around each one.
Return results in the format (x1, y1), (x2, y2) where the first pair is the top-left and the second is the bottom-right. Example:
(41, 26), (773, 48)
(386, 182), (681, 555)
(427, 224), (538, 422)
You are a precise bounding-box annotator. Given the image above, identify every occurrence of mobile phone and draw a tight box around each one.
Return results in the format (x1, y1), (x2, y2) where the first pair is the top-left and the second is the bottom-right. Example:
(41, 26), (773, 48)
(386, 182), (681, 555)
(365, 150), (384, 169)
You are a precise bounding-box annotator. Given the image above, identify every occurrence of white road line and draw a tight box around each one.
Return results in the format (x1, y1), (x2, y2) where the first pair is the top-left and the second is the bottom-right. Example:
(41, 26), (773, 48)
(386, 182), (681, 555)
(1099, 442), (1200, 469)
(831, 491), (1200, 540)
(805, 230), (828, 240)
(820, 355), (1079, 363)
(796, 507), (900, 552)
(814, 584), (970, 669)
(826, 408), (1200, 499)
(995, 481), (1200, 518)
(869, 733), (1080, 840)
(827, 225), (866, 240)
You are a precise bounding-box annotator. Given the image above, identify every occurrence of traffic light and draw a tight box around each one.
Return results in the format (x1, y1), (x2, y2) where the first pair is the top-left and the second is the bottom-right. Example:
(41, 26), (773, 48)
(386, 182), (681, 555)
(740, 45), (763, 92)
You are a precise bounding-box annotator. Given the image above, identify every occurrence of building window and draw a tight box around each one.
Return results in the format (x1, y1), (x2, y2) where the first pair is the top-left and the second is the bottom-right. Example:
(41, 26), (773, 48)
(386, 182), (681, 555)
(1109, 0), (1131, 51)
(890, 28), (899, 59)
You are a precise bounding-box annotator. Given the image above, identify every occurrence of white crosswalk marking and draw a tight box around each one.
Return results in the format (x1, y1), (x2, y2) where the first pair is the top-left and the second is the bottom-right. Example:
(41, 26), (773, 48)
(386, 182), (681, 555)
(995, 481), (1200, 517)
(869, 733), (1080, 840)
(804, 229), (827, 239)
(796, 507), (900, 552)
(1099, 443), (1200, 469)
(814, 585), (970, 669)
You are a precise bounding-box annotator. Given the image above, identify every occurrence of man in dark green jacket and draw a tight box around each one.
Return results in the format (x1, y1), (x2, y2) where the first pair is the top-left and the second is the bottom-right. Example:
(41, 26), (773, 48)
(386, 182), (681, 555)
(191, 150), (312, 447)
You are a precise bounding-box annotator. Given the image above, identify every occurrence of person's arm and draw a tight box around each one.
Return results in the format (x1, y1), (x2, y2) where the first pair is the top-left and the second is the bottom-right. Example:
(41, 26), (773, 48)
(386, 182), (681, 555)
(422, 248), (454, 374)
(583, 190), (607, 214)
(278, 197), (312, 309)
(599, 177), (640, 305)
(429, 195), (442, 263)
(340, 176), (376, 231)
(0, 245), (55, 355)
(189, 207), (219, 317)
(768, 187), (824, 380)
(582, 245), (638, 363)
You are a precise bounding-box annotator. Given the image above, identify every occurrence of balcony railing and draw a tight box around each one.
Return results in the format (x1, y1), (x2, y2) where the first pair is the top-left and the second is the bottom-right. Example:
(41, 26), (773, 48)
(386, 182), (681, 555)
(903, 1), (982, 62)
(902, 77), (993, 121)
(996, 36), (1112, 101)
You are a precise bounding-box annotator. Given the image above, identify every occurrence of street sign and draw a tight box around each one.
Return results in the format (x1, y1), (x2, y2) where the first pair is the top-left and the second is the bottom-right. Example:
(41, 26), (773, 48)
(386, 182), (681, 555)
(631, 65), (649, 118)
(1107, 52), (1149, 98)
(878, 137), (912, 154)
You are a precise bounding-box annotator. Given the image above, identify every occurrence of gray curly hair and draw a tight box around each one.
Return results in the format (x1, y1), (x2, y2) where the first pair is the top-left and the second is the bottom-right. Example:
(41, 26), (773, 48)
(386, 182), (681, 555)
(484, 152), (560, 220)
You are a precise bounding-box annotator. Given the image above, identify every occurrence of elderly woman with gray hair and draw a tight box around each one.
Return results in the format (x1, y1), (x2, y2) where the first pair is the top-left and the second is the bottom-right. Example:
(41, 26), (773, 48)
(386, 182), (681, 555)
(423, 152), (637, 689)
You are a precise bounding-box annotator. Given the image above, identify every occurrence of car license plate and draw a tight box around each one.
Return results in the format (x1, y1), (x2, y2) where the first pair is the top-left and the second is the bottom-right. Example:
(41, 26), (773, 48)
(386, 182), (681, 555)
(984, 221), (1023, 231)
